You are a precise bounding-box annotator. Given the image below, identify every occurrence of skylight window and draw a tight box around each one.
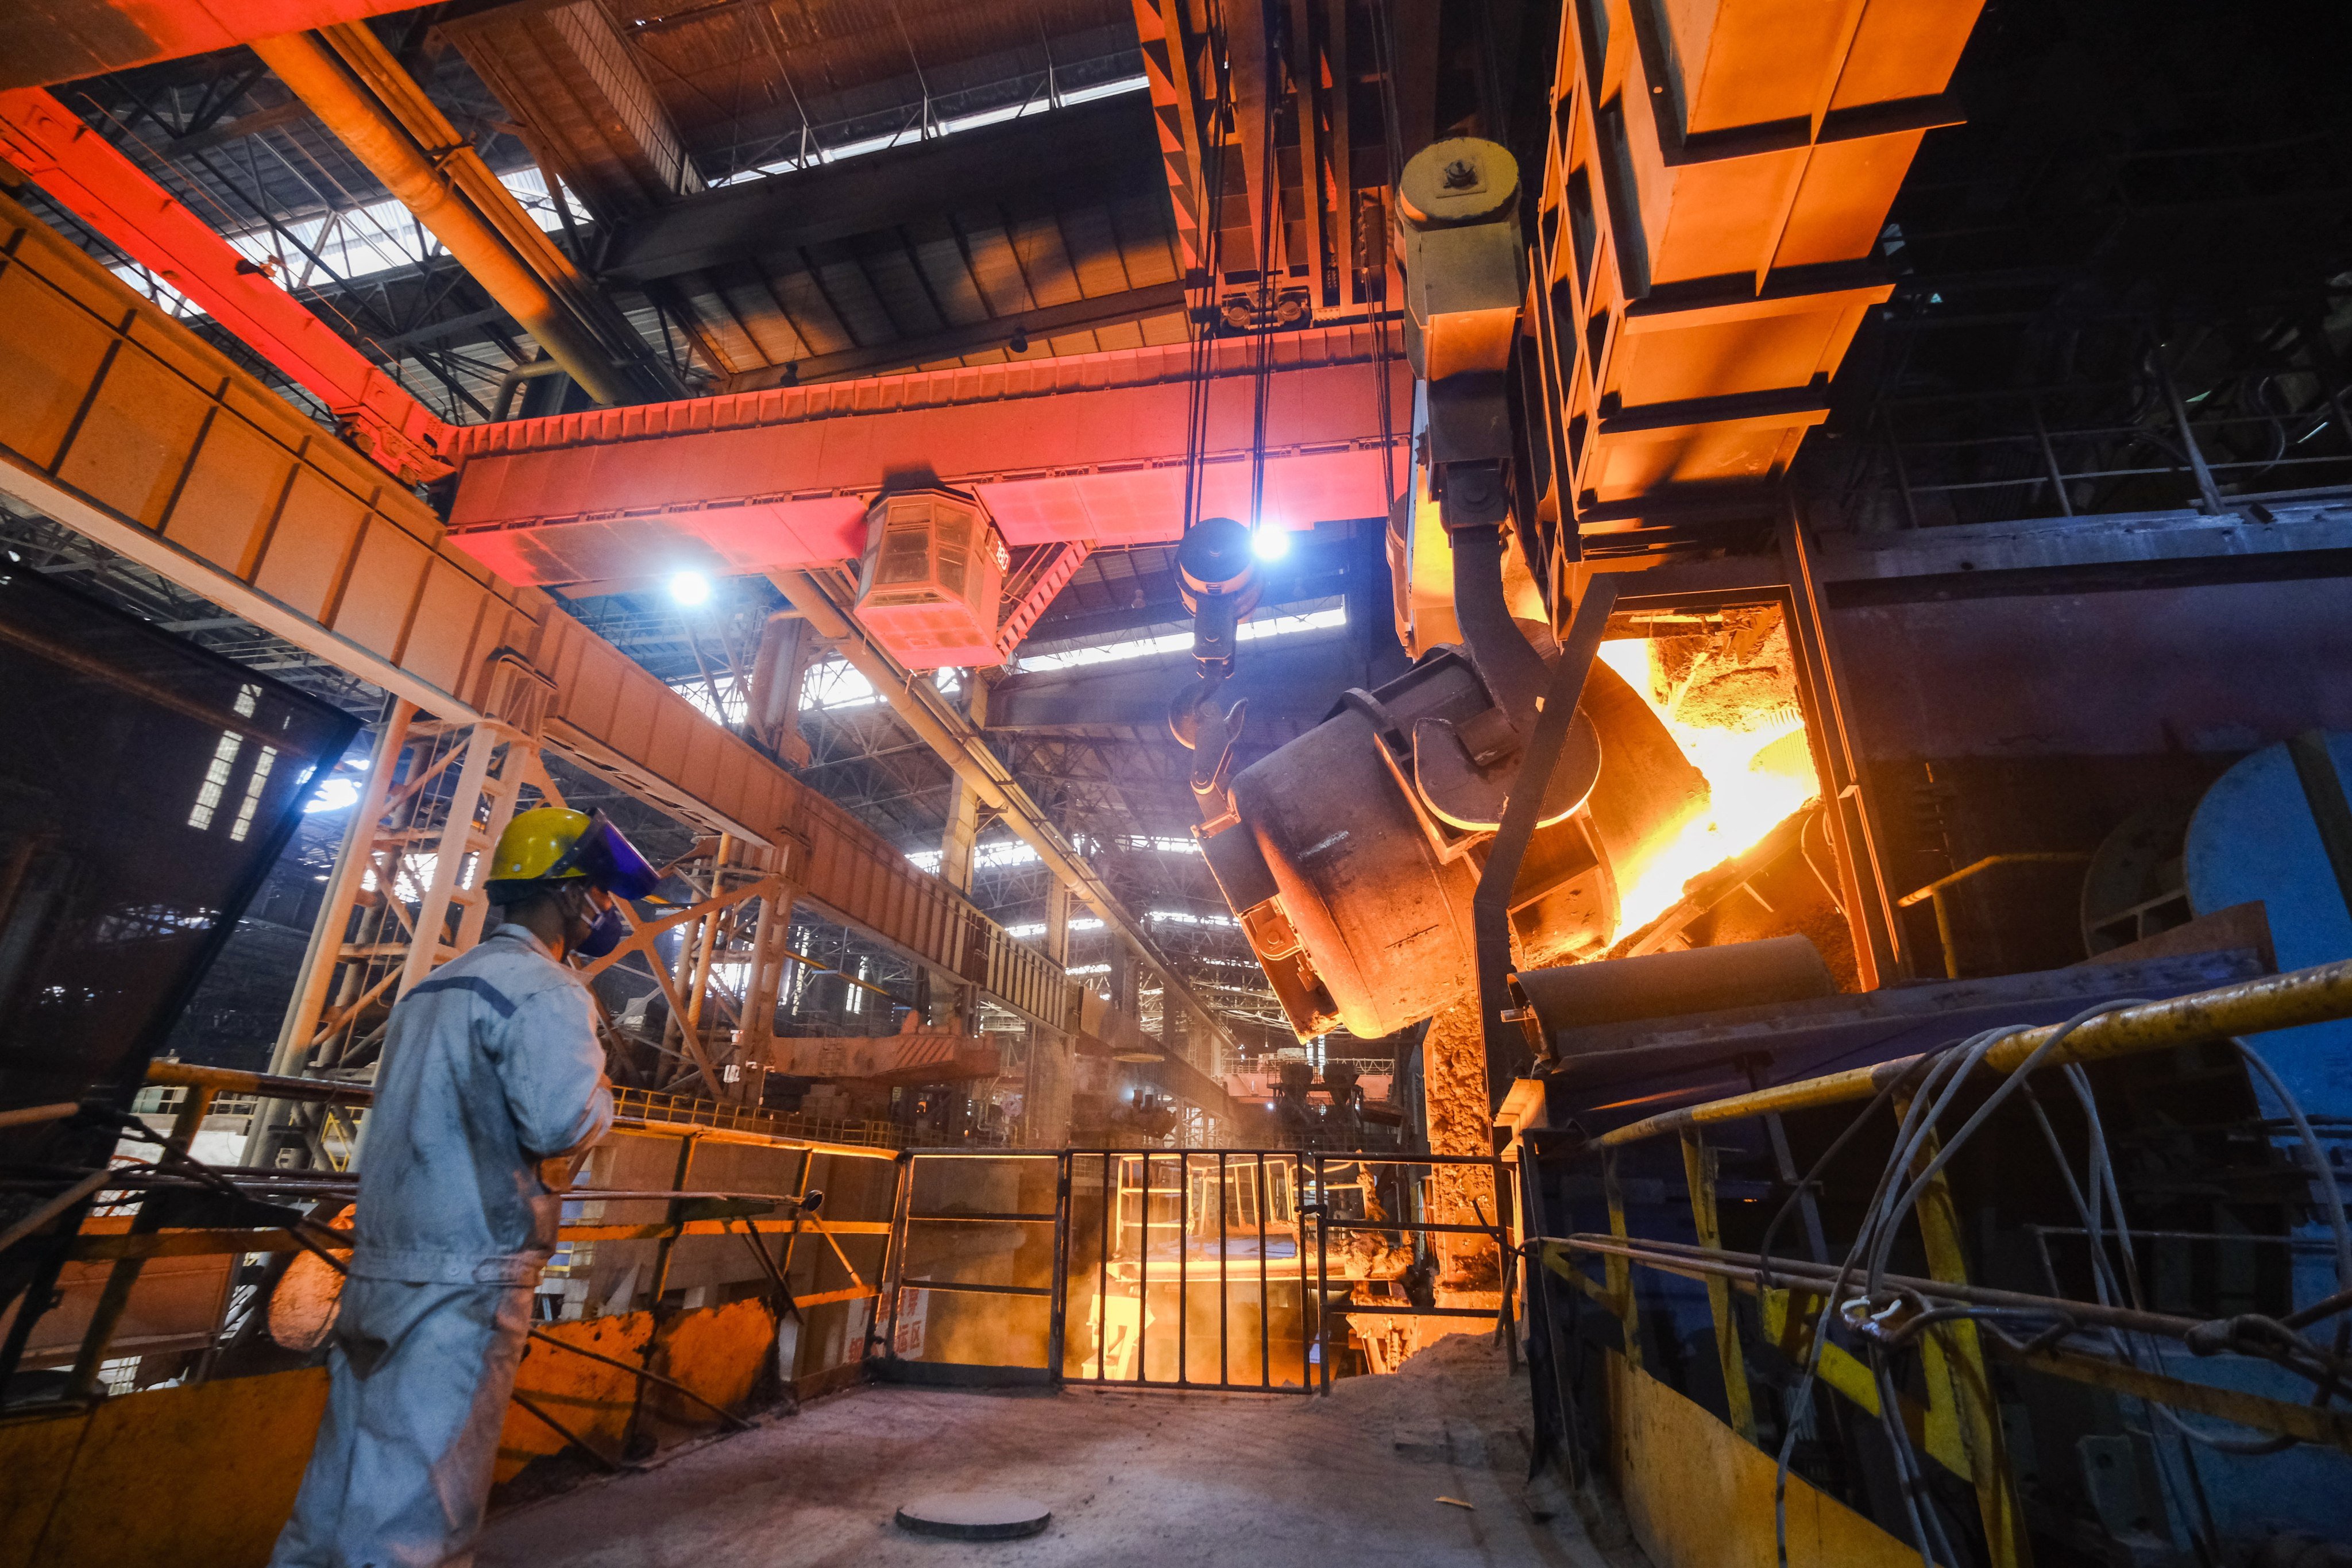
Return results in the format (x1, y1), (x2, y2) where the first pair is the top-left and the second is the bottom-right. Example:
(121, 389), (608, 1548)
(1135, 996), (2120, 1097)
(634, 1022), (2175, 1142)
(709, 76), (1149, 189)
(1016, 604), (1345, 673)
(110, 166), (589, 323)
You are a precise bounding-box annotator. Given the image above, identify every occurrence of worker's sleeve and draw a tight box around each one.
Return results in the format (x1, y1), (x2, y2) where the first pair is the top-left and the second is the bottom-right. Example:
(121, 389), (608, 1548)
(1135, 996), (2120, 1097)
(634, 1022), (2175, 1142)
(493, 980), (615, 1159)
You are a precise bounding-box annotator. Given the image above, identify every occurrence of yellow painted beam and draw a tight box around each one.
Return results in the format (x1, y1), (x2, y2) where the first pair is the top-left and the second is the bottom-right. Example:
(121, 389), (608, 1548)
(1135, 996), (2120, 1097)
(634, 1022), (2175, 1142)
(1682, 1131), (1756, 1441)
(68, 1217), (894, 1261)
(0, 187), (1064, 1027)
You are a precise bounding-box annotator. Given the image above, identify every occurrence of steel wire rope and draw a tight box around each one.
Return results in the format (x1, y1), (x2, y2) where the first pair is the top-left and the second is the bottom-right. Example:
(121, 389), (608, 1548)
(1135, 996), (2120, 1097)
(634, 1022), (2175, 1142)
(1758, 1003), (2352, 1568)
(1179, 0), (1235, 539)
(1243, 14), (1284, 536)
(2014, 1076), (2225, 1562)
(2021, 1037), (2352, 1458)
(1364, 0), (1411, 512)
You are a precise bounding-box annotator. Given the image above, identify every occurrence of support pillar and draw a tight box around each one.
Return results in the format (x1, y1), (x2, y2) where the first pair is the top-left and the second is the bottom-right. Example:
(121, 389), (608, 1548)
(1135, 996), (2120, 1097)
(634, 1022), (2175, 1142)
(732, 850), (799, 1102)
(939, 785), (983, 893)
(1422, 998), (1502, 1330)
(1044, 880), (1076, 966)
(936, 670), (994, 891)
(747, 611), (818, 766)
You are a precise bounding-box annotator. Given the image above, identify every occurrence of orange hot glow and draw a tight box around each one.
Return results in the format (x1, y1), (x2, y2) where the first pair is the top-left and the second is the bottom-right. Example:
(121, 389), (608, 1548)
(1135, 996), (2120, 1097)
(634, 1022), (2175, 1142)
(1596, 634), (1821, 937)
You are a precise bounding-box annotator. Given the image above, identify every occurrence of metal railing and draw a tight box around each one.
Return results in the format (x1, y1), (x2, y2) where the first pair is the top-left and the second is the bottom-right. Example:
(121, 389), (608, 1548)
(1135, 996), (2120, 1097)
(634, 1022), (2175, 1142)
(611, 1085), (920, 1149)
(1525, 955), (2352, 1568)
(872, 1146), (1518, 1395)
(3, 1059), (904, 1401)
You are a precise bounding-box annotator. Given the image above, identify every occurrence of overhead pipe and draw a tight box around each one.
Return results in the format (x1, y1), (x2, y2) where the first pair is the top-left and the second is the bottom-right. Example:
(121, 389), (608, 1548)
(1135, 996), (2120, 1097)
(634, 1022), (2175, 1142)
(1590, 954), (2352, 1150)
(250, 27), (654, 407)
(489, 357), (571, 422)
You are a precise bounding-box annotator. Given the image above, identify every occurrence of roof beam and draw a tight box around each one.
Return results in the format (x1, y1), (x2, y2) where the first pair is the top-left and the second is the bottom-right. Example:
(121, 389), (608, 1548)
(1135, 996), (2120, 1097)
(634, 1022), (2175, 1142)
(440, 0), (704, 226)
(721, 279), (1189, 392)
(252, 24), (684, 406)
(597, 95), (1166, 286)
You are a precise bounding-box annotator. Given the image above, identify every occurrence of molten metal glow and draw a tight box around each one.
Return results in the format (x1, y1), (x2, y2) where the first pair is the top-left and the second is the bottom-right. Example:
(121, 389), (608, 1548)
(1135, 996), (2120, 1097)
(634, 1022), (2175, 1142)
(1597, 639), (1820, 937)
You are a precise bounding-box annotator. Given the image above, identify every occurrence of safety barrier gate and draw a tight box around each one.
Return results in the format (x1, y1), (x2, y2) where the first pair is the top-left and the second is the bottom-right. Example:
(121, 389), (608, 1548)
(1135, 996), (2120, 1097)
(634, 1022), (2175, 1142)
(871, 1148), (1520, 1393)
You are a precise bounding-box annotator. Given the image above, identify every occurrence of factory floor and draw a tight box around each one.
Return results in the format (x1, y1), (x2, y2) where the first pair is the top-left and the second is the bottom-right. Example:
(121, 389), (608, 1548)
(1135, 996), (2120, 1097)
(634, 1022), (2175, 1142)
(476, 1334), (1641, 1568)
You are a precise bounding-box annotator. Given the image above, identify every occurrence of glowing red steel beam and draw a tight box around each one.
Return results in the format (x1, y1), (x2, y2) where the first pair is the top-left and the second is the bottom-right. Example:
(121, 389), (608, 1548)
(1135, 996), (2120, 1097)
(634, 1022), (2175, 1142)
(0, 86), (453, 484)
(441, 327), (1410, 586)
(2, 1), (423, 90)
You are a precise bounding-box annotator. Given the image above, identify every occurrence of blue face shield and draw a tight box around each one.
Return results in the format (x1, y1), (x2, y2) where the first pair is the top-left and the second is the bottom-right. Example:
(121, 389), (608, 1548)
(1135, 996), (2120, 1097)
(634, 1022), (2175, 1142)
(574, 903), (629, 960)
(546, 811), (662, 899)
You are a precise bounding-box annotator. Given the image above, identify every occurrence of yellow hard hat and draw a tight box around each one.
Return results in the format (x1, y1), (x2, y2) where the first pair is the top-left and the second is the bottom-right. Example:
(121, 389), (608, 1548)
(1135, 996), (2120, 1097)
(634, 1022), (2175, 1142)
(486, 808), (661, 902)
(488, 808), (592, 886)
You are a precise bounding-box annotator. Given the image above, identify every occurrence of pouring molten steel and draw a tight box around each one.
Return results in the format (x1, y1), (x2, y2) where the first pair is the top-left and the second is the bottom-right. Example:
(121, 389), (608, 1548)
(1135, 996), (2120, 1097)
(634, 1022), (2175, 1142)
(1596, 609), (1821, 938)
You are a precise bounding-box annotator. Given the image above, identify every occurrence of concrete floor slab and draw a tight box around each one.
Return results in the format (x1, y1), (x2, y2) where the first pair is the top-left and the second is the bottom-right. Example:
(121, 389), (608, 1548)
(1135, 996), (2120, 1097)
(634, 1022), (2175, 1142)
(477, 1336), (1633, 1568)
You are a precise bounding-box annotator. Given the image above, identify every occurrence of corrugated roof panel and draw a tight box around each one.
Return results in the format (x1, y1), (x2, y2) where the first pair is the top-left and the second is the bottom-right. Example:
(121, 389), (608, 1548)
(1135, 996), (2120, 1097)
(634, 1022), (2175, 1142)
(853, 234), (949, 338)
(617, 0), (1141, 180)
(762, 260), (859, 356)
(1055, 203), (1133, 298)
(902, 215), (993, 327)
(705, 264), (808, 364)
(1107, 192), (1181, 287)
(952, 214), (1035, 315)
(1091, 319), (1148, 353)
(1006, 206), (1082, 307)
(806, 244), (899, 344)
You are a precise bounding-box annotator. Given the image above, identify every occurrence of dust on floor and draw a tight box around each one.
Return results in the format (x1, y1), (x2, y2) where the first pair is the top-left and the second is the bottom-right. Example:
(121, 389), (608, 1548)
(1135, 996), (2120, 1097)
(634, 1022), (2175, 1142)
(476, 1333), (1642, 1568)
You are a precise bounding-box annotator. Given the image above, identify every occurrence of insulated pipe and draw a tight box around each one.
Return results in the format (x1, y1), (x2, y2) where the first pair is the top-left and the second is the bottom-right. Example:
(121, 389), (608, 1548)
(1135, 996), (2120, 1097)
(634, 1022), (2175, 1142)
(1447, 514), (1552, 727)
(1516, 934), (1837, 1040)
(249, 29), (635, 406)
(489, 357), (570, 422)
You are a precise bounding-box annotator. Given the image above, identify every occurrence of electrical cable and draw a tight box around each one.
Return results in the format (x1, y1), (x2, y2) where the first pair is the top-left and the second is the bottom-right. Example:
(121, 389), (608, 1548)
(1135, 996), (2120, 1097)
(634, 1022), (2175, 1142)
(2032, 1039), (2352, 1459)
(1755, 1053), (1939, 1289)
(1864, 1004), (2142, 1299)
(2018, 1076), (2266, 1568)
(1771, 1002), (2136, 1568)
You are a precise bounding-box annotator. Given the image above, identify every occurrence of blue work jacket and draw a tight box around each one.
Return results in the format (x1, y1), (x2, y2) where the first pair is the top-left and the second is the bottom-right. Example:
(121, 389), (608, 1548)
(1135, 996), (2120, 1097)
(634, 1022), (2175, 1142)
(348, 922), (614, 1287)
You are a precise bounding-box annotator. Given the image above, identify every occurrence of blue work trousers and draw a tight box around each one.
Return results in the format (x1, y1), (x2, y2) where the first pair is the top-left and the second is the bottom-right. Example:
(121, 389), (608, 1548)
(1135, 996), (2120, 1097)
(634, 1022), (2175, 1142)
(269, 1277), (532, 1568)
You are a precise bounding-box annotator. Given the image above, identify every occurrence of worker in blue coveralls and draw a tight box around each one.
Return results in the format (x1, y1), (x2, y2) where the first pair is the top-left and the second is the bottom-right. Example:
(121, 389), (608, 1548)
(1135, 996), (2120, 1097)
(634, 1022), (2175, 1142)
(271, 806), (659, 1568)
